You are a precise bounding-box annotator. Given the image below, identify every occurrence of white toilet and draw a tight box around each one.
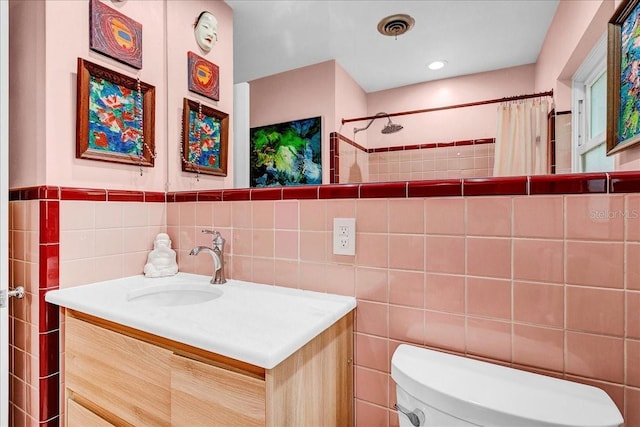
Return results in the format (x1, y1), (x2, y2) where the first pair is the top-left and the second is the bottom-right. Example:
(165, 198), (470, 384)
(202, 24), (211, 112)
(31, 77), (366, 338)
(391, 344), (623, 427)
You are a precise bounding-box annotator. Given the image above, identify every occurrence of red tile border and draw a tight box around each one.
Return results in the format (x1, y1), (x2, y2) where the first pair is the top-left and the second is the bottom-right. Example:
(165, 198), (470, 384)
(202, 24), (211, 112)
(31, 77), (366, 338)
(223, 188), (251, 201)
(251, 187), (283, 201)
(283, 186), (319, 199)
(408, 179), (463, 197)
(38, 244), (59, 290)
(609, 171), (640, 193)
(144, 191), (166, 203)
(420, 143), (438, 149)
(38, 291), (59, 333)
(39, 330), (59, 377)
(454, 140), (474, 147)
(39, 201), (59, 244)
(198, 190), (223, 202)
(60, 187), (107, 201)
(359, 182), (406, 198)
(39, 373), (59, 422)
(319, 184), (359, 199)
(463, 176), (528, 196)
(11, 173), (640, 204)
(107, 190), (144, 202)
(529, 173), (607, 194)
(173, 191), (198, 202)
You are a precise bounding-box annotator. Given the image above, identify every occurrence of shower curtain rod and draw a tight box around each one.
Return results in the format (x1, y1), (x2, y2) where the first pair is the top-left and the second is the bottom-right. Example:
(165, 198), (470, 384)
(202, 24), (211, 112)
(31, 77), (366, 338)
(341, 89), (553, 124)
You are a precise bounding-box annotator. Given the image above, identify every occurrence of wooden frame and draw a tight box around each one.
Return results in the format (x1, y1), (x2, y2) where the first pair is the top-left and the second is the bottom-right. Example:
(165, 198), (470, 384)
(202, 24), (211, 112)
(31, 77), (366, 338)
(181, 98), (228, 176)
(76, 58), (155, 167)
(90, 0), (143, 69)
(607, 0), (640, 155)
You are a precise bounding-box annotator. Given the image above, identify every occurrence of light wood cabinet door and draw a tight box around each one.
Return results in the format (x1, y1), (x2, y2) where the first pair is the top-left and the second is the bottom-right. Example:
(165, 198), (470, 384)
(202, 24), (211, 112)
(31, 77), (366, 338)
(171, 354), (266, 426)
(65, 316), (172, 426)
(66, 398), (115, 427)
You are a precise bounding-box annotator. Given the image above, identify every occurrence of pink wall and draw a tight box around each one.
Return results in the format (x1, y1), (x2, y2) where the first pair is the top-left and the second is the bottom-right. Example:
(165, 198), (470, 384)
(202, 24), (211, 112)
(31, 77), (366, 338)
(250, 60), (337, 184)
(167, 0), (234, 192)
(251, 61), (534, 155)
(334, 61), (368, 145)
(250, 0), (640, 176)
(8, 0), (46, 187)
(535, 0), (612, 109)
(8, 0), (234, 192)
(365, 65), (535, 150)
(535, 0), (640, 171)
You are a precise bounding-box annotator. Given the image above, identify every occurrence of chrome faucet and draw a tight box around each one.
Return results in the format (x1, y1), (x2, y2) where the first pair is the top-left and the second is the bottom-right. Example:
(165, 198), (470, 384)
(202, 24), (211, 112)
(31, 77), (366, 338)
(189, 229), (227, 284)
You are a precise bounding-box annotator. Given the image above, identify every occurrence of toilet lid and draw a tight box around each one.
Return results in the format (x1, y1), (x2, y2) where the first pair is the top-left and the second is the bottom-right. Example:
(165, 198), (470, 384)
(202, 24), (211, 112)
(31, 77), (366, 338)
(391, 345), (623, 427)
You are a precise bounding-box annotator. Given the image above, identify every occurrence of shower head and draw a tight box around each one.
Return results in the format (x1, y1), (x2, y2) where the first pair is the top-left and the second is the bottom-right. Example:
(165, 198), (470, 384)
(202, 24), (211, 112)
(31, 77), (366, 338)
(381, 117), (403, 134)
(353, 112), (403, 136)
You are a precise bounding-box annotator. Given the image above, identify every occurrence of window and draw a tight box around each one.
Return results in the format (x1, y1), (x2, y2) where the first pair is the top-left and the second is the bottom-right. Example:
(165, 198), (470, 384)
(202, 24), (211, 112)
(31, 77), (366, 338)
(572, 33), (614, 173)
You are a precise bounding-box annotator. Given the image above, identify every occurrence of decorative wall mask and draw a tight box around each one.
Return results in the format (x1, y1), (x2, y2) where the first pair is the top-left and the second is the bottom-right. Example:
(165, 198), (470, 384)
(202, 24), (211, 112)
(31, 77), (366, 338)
(194, 11), (218, 53)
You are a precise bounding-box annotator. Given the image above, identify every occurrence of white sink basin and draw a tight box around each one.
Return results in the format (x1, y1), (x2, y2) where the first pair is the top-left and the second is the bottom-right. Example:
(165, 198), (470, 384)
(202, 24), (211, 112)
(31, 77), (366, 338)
(126, 283), (223, 307)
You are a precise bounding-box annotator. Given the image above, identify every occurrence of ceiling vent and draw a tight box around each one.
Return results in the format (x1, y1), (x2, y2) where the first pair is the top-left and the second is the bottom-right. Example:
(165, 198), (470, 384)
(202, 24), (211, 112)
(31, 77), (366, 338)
(377, 14), (415, 38)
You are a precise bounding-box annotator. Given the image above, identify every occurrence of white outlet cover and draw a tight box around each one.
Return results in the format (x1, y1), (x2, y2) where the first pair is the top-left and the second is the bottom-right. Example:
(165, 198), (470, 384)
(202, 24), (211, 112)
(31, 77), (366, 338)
(333, 218), (356, 255)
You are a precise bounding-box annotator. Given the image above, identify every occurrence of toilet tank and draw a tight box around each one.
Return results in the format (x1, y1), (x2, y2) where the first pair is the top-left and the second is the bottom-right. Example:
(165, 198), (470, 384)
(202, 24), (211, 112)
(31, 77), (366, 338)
(391, 344), (623, 427)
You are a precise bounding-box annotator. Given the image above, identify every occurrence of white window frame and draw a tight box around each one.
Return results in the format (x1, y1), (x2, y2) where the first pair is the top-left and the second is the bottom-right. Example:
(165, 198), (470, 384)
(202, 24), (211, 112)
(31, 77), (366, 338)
(572, 32), (609, 173)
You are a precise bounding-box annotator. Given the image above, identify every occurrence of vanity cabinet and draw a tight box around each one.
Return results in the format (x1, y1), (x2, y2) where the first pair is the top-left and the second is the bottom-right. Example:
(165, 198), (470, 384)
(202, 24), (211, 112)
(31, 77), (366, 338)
(63, 309), (354, 427)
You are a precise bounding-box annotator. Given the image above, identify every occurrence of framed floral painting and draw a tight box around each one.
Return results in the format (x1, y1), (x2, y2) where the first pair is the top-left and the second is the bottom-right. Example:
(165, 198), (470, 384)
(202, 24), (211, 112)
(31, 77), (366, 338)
(181, 98), (228, 176)
(607, 0), (640, 154)
(76, 58), (156, 166)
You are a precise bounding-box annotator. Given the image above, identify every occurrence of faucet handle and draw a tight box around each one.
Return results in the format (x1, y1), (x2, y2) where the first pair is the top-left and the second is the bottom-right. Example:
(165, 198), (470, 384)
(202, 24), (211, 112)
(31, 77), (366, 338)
(202, 229), (224, 248)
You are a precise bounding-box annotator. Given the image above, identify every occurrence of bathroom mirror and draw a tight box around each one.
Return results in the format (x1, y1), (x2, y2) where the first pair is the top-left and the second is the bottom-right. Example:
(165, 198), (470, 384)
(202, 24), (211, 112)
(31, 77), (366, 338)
(171, 0), (635, 190)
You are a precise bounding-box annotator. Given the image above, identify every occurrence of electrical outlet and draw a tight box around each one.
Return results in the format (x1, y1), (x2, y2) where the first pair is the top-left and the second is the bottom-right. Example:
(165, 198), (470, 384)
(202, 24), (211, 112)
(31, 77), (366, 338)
(333, 218), (356, 255)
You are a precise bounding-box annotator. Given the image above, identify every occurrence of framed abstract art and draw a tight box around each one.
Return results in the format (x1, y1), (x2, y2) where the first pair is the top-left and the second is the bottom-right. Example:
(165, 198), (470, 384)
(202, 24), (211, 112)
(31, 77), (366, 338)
(181, 98), (229, 176)
(250, 116), (322, 187)
(188, 51), (220, 101)
(607, 0), (640, 154)
(76, 58), (156, 166)
(90, 0), (143, 69)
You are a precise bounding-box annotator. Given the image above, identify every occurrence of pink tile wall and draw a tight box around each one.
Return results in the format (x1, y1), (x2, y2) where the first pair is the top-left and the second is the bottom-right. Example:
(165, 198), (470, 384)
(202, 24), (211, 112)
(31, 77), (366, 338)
(8, 200), (41, 425)
(169, 193), (639, 426)
(332, 133), (495, 184)
(8, 187), (167, 426)
(368, 144), (494, 182)
(59, 201), (167, 287)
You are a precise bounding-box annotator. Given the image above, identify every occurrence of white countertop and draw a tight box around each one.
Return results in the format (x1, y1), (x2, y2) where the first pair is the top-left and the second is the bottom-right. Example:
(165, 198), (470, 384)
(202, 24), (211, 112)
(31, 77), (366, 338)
(45, 273), (356, 369)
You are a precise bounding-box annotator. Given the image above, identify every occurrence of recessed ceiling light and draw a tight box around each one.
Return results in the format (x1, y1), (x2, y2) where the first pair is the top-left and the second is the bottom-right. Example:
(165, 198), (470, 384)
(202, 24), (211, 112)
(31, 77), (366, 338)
(428, 60), (447, 70)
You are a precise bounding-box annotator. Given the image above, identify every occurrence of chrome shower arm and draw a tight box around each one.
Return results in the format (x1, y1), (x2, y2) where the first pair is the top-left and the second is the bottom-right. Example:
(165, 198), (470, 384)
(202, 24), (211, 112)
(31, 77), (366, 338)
(353, 112), (390, 135)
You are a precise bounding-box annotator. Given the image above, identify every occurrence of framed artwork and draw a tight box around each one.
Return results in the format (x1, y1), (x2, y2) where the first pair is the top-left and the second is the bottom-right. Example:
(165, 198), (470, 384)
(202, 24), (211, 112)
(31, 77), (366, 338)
(607, 0), (640, 155)
(181, 98), (229, 176)
(188, 51), (220, 101)
(90, 0), (143, 69)
(250, 116), (322, 187)
(76, 58), (156, 166)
